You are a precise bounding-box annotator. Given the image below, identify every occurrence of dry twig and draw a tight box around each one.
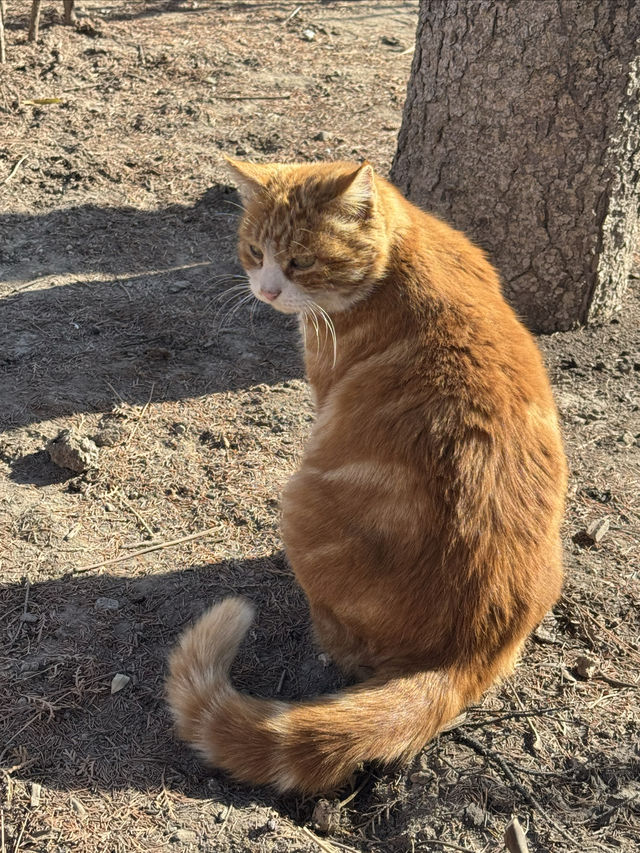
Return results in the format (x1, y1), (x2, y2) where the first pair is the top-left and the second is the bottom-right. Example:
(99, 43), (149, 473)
(73, 526), (224, 573)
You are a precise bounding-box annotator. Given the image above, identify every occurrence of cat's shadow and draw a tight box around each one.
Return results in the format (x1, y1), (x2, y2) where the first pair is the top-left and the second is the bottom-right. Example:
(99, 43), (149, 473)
(0, 551), (344, 814)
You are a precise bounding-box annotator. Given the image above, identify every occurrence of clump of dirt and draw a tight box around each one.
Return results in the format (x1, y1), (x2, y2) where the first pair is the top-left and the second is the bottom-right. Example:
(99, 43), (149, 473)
(46, 429), (99, 473)
(1, 2), (639, 853)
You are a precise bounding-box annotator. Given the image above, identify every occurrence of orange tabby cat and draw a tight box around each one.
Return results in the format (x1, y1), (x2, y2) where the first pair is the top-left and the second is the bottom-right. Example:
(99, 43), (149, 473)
(166, 159), (567, 793)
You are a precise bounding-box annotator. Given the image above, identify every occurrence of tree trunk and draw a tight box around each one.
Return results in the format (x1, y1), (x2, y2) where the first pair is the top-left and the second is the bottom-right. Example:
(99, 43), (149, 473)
(391, 0), (640, 332)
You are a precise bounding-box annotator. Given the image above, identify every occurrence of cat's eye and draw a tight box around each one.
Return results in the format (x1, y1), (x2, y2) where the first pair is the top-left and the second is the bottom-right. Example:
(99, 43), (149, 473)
(290, 256), (316, 270)
(249, 244), (263, 260)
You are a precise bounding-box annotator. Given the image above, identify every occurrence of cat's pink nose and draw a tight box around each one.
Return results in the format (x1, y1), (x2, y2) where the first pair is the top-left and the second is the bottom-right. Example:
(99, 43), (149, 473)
(261, 287), (281, 301)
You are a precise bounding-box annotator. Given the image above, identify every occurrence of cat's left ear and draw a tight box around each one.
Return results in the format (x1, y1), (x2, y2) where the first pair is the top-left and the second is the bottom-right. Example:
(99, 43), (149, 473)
(335, 162), (376, 219)
(224, 156), (271, 203)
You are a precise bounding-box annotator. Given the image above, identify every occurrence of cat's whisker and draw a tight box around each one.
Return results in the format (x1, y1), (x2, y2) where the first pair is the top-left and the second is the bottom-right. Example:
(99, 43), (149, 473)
(218, 292), (255, 332)
(213, 290), (252, 329)
(211, 284), (250, 303)
(207, 273), (247, 281)
(204, 283), (250, 314)
(313, 302), (337, 368)
(304, 304), (321, 355)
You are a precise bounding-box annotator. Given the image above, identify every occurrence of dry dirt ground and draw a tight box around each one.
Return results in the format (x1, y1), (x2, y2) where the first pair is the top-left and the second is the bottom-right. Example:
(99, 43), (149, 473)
(1, 2), (639, 852)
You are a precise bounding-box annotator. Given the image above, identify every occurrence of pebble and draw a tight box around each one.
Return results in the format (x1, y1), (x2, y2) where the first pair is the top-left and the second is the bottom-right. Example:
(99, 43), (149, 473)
(620, 431), (636, 446)
(95, 597), (120, 611)
(463, 802), (485, 828)
(171, 829), (197, 844)
(312, 798), (340, 833)
(20, 612), (39, 623)
(314, 130), (331, 141)
(301, 28), (316, 41)
(585, 517), (610, 544)
(111, 673), (130, 694)
(31, 782), (42, 807)
(70, 797), (87, 819)
(575, 655), (598, 679)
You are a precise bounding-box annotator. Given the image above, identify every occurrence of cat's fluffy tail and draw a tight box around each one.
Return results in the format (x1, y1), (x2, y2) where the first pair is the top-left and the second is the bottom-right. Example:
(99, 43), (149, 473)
(166, 597), (467, 793)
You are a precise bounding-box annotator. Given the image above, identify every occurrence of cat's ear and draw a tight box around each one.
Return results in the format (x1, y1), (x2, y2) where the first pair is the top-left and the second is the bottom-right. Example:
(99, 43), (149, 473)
(224, 156), (271, 203)
(334, 162), (376, 219)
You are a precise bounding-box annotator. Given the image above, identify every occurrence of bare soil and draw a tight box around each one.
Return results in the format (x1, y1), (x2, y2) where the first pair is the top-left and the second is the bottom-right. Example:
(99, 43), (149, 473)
(1, 2), (639, 852)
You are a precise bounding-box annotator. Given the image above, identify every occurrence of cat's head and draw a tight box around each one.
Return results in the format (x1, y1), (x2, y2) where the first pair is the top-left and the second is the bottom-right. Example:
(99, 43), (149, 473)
(225, 158), (390, 315)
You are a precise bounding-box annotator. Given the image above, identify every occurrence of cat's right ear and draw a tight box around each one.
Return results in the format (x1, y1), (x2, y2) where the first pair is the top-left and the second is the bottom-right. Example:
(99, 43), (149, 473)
(223, 156), (270, 203)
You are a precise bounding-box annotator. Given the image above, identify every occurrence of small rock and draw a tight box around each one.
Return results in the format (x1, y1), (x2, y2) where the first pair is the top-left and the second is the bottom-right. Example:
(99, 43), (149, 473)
(533, 625), (556, 644)
(110, 673), (130, 694)
(317, 652), (331, 667)
(20, 612), (38, 623)
(585, 517), (610, 544)
(312, 798), (340, 833)
(313, 130), (331, 142)
(95, 597), (120, 612)
(47, 429), (99, 473)
(575, 655), (598, 680)
(171, 829), (197, 844)
(70, 797), (87, 819)
(381, 35), (400, 46)
(505, 816), (529, 853)
(620, 431), (636, 446)
(266, 818), (278, 831)
(301, 28), (316, 41)
(168, 280), (190, 293)
(463, 802), (485, 828)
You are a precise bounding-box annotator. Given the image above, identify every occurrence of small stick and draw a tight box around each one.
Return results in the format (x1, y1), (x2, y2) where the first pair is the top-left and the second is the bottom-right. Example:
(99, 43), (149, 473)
(301, 827), (343, 853)
(63, 0), (75, 26)
(456, 705), (569, 730)
(125, 382), (154, 445)
(214, 93), (292, 101)
(284, 5), (301, 23)
(73, 527), (223, 573)
(114, 490), (155, 539)
(338, 773), (370, 808)
(0, 1), (6, 66)
(455, 733), (576, 845)
(12, 817), (27, 853)
(1, 155), (27, 185)
(22, 578), (31, 615)
(28, 0), (42, 42)
(507, 682), (542, 751)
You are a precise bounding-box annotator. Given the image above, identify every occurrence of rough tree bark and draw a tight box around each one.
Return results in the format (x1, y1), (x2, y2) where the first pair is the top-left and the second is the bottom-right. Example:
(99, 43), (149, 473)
(391, 0), (640, 332)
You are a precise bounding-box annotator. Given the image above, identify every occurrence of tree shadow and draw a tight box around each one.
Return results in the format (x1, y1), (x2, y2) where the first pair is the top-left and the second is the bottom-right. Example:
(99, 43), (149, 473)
(0, 552), (344, 816)
(0, 184), (304, 432)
